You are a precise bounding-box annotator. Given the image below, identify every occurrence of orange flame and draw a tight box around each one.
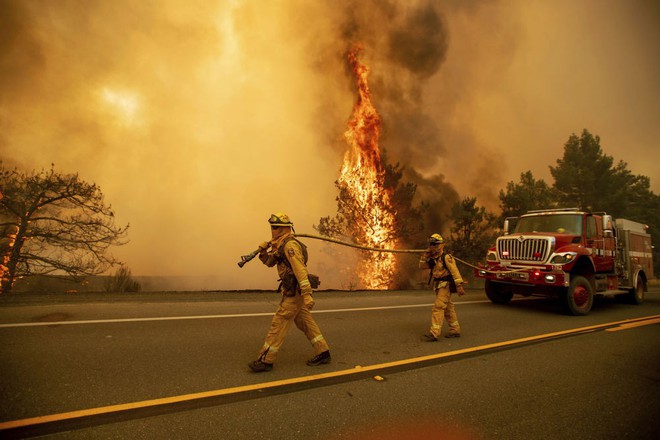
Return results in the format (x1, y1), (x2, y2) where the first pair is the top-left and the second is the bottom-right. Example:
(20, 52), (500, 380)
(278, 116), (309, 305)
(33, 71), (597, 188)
(339, 47), (397, 289)
(0, 227), (17, 292)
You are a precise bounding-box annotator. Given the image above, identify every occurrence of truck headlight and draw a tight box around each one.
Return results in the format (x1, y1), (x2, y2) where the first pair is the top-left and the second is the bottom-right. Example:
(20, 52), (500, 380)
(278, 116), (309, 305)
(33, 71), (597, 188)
(550, 252), (577, 265)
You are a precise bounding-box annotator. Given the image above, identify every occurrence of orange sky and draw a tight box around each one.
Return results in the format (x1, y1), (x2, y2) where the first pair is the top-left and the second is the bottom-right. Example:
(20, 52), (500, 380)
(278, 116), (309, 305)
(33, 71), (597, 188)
(1, 0), (658, 289)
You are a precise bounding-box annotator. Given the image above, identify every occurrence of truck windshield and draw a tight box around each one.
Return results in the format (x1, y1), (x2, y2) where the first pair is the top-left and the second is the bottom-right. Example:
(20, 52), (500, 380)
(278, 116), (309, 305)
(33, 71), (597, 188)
(514, 214), (582, 234)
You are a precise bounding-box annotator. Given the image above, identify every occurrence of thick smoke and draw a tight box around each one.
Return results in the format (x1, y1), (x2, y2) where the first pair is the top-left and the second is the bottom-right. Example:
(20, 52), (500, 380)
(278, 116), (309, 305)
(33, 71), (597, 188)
(2, 0), (658, 290)
(1, 0), (343, 290)
(315, 0), (463, 239)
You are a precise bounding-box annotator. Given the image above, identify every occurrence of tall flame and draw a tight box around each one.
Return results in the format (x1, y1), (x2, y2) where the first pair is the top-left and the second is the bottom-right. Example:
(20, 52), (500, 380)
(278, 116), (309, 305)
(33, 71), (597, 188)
(0, 230), (17, 291)
(339, 47), (397, 289)
(0, 190), (17, 293)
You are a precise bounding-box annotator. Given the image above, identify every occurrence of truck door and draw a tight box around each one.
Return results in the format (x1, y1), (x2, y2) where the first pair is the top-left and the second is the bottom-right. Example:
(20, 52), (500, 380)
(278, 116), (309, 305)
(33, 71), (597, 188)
(587, 215), (613, 273)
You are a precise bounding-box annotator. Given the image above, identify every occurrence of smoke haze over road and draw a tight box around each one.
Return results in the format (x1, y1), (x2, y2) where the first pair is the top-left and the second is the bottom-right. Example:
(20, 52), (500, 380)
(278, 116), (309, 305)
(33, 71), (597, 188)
(2, 0), (658, 289)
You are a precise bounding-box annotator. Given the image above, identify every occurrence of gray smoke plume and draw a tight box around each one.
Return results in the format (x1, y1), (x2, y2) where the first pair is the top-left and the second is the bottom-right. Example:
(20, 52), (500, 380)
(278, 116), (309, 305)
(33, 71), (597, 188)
(2, 0), (656, 290)
(315, 0), (462, 238)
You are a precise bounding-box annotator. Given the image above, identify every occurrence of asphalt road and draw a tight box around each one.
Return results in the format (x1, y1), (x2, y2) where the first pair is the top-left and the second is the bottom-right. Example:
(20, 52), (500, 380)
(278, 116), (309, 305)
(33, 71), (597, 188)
(0, 287), (659, 439)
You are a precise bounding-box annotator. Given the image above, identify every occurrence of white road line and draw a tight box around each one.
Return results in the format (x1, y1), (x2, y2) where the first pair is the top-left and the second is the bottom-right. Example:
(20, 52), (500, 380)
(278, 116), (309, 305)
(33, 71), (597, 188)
(0, 299), (492, 328)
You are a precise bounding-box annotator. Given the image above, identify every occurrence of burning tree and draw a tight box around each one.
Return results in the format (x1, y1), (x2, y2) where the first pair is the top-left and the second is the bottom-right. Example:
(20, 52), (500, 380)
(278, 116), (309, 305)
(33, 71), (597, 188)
(317, 48), (422, 289)
(0, 163), (128, 294)
(448, 197), (498, 276)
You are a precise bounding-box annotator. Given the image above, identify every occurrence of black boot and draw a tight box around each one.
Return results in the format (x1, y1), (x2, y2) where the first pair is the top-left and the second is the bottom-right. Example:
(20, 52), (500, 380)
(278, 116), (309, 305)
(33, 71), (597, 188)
(248, 359), (273, 372)
(422, 333), (438, 342)
(306, 350), (331, 366)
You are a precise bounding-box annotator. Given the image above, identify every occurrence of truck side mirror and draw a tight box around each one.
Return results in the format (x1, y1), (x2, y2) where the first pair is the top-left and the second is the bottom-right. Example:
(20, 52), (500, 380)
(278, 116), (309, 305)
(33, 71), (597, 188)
(603, 215), (613, 237)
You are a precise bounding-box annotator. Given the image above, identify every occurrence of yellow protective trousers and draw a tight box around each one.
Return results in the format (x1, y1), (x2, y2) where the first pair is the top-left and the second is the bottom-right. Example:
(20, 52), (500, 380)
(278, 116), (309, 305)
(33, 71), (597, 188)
(258, 294), (329, 364)
(429, 284), (461, 338)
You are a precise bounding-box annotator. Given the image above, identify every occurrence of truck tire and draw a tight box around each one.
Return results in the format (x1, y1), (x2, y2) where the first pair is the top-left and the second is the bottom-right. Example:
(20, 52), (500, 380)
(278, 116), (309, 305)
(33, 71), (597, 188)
(485, 280), (513, 304)
(626, 275), (645, 305)
(563, 275), (593, 315)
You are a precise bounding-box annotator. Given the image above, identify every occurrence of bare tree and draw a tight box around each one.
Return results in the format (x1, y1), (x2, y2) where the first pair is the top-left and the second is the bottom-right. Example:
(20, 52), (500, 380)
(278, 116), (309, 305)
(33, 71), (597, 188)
(104, 265), (141, 293)
(0, 163), (129, 294)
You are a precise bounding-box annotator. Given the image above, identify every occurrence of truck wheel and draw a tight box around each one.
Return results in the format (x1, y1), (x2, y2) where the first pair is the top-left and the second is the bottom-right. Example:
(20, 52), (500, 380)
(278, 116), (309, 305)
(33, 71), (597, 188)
(485, 280), (513, 304)
(563, 275), (593, 315)
(627, 276), (645, 305)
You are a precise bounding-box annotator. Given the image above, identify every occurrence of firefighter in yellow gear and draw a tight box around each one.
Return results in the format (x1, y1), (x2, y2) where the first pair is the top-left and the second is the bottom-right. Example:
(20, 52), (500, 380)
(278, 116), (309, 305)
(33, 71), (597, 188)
(248, 213), (331, 372)
(419, 233), (466, 341)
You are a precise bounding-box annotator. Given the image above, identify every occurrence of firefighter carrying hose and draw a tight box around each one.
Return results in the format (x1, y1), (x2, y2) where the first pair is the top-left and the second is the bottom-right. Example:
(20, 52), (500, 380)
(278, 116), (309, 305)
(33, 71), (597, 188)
(419, 233), (466, 341)
(248, 213), (331, 372)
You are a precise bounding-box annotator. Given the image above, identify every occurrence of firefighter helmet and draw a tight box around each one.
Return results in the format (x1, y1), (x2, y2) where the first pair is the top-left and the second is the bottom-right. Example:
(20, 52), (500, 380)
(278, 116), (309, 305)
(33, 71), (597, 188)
(268, 213), (293, 227)
(428, 233), (444, 245)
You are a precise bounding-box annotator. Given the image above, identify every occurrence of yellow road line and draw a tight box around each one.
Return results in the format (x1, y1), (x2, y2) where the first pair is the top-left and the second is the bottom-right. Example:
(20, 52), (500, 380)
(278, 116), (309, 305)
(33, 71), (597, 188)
(1, 314), (658, 433)
(605, 316), (660, 331)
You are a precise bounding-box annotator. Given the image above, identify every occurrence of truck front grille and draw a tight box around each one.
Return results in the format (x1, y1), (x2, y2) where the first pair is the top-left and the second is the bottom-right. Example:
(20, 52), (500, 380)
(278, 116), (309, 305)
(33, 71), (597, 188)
(497, 236), (552, 263)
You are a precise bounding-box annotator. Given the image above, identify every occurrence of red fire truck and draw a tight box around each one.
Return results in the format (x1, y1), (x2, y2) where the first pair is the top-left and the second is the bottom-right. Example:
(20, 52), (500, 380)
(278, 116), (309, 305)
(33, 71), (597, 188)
(475, 208), (653, 315)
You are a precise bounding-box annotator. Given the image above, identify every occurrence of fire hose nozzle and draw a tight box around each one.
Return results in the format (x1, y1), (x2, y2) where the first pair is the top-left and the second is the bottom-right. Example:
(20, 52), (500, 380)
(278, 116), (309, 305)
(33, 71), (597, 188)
(237, 248), (260, 268)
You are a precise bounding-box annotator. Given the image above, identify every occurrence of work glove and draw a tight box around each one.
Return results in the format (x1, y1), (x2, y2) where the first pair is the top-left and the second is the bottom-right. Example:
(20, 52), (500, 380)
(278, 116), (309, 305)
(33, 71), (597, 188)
(301, 280), (314, 308)
(302, 293), (315, 309)
(424, 253), (437, 268)
(456, 284), (466, 296)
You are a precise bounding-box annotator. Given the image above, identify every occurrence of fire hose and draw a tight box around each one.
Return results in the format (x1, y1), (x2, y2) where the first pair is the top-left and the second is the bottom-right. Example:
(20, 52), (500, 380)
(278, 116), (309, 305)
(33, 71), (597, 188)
(237, 233), (524, 275)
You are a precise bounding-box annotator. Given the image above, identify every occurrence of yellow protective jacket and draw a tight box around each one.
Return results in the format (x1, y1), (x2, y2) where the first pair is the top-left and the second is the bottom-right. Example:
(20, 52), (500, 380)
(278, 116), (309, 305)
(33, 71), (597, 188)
(259, 235), (312, 296)
(419, 251), (463, 290)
